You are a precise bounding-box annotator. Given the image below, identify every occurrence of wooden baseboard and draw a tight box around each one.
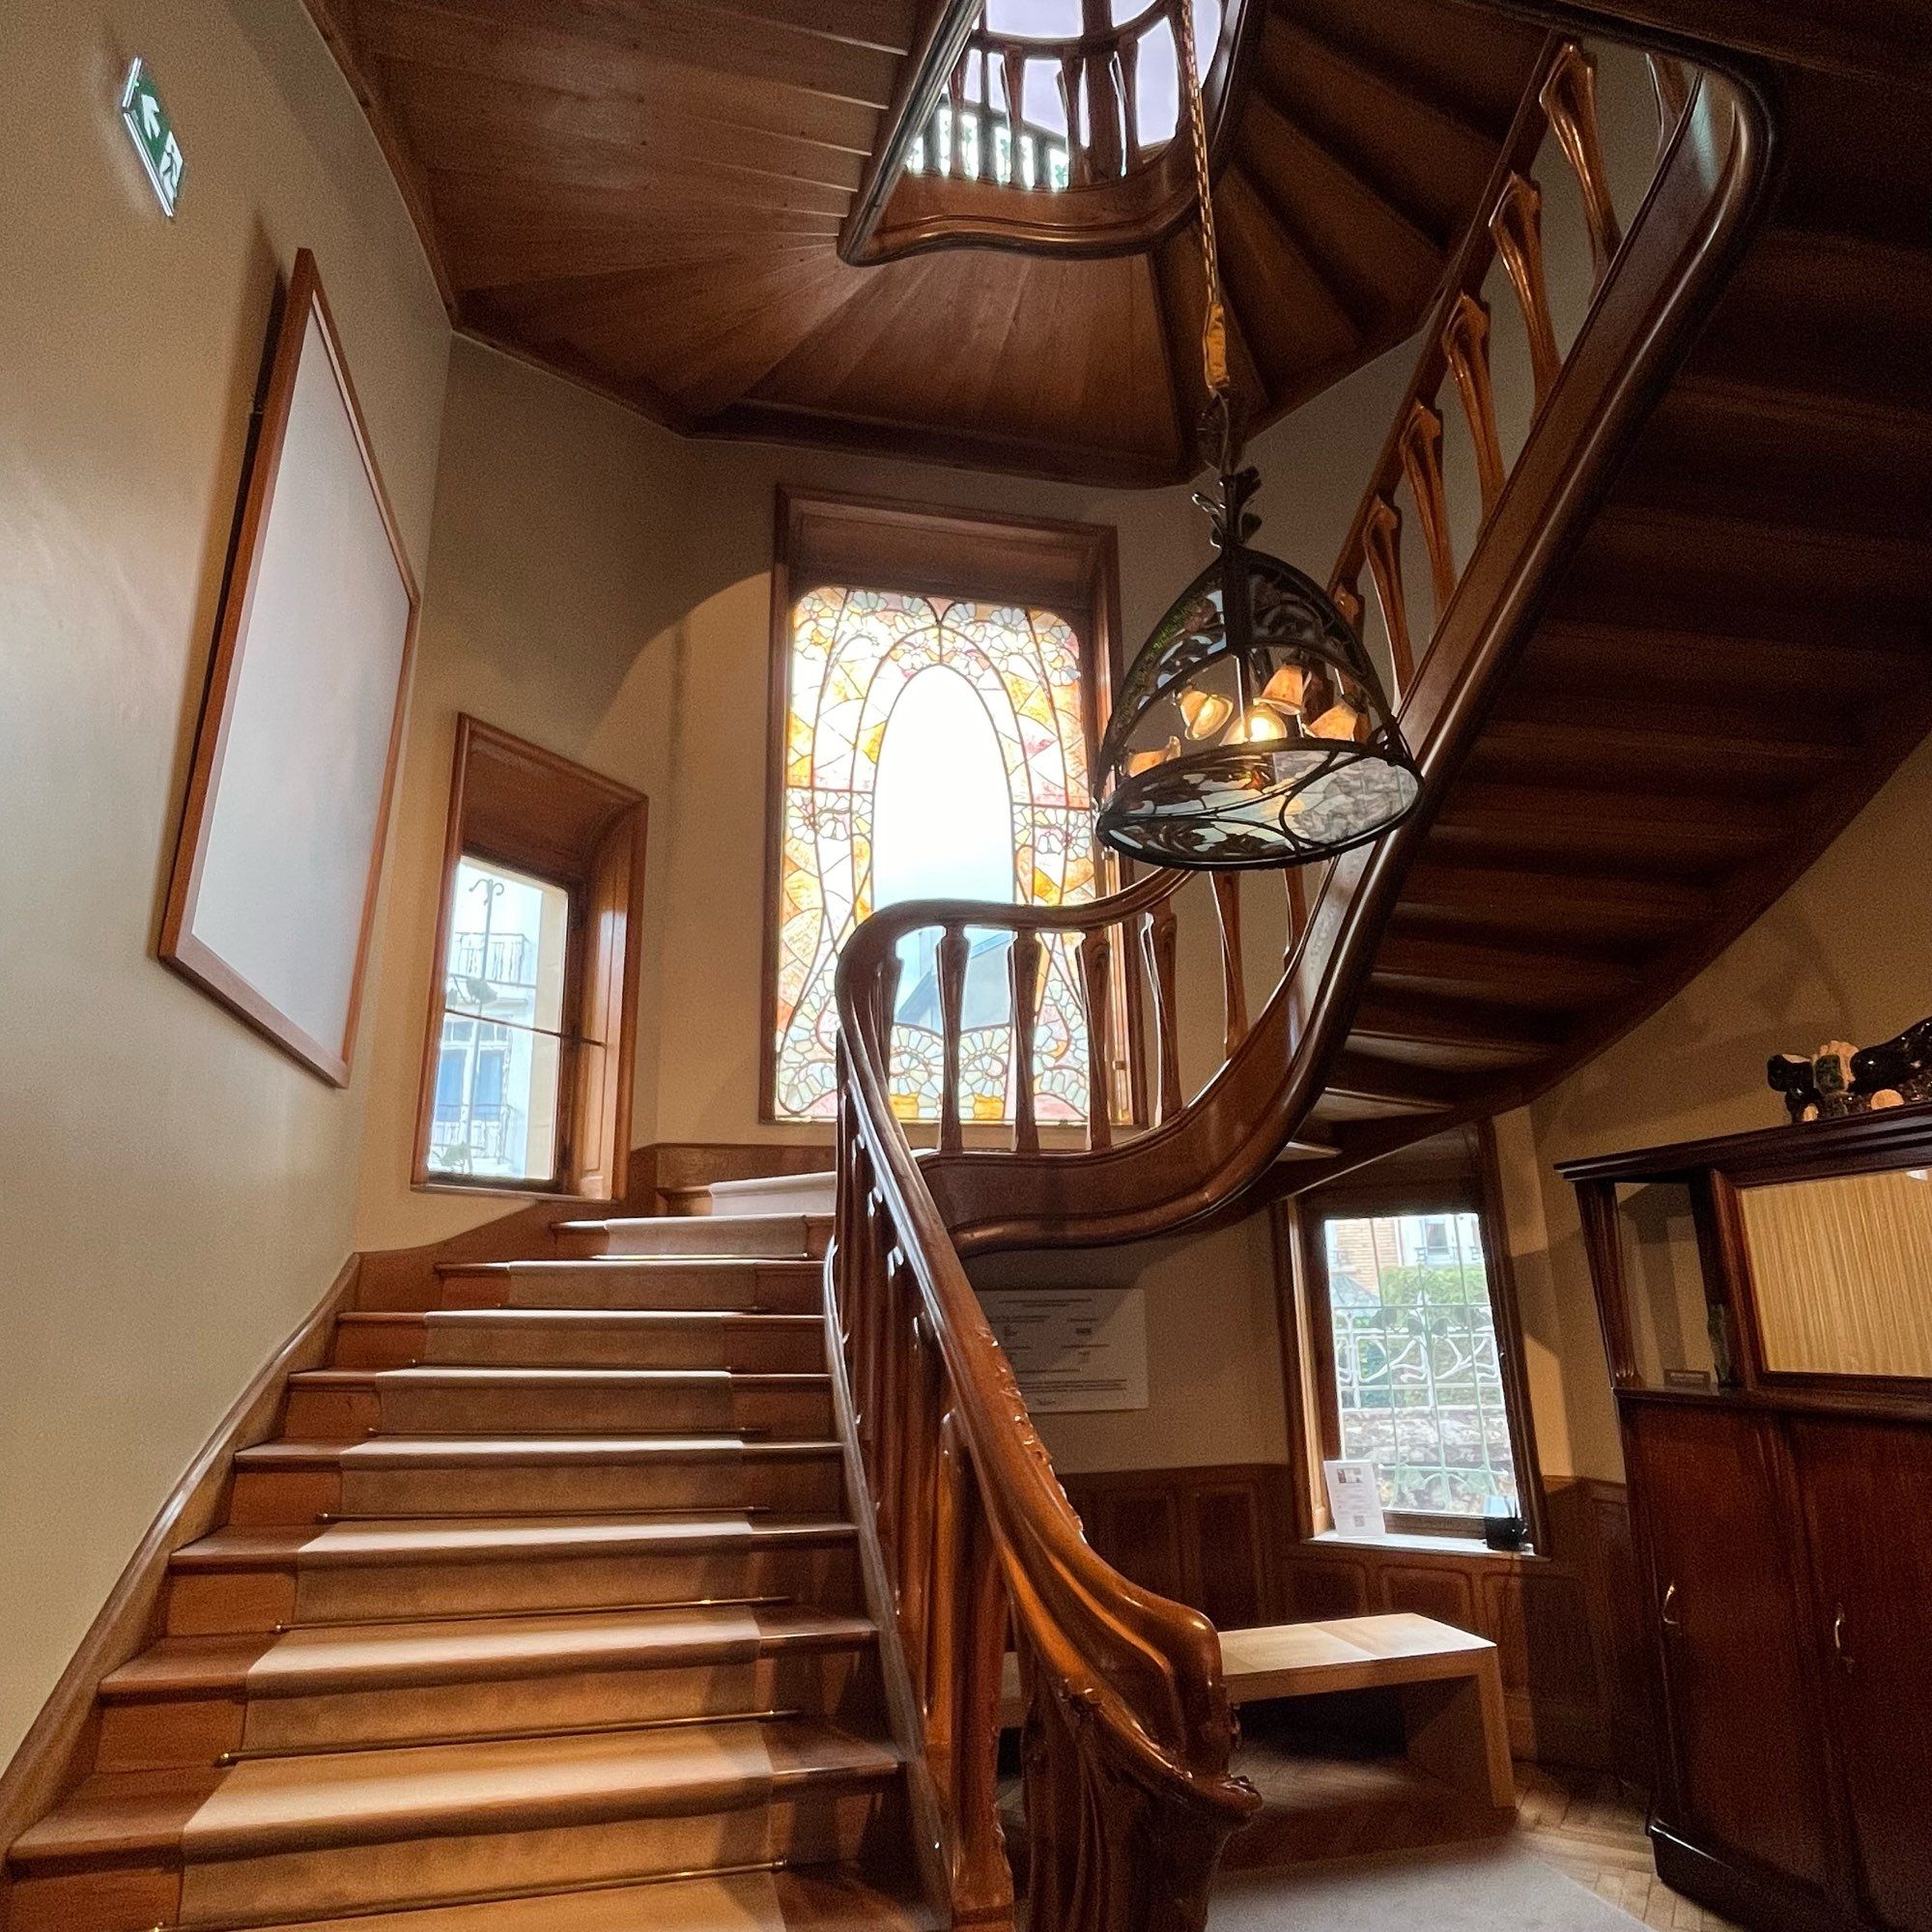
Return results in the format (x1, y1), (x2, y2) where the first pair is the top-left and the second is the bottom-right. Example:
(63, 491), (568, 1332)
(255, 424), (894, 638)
(0, 1256), (359, 1876)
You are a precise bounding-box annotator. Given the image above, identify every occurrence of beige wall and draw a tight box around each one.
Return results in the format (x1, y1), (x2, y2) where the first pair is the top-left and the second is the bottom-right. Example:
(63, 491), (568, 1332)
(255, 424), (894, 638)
(1496, 733), (1932, 1480)
(0, 0), (448, 1762)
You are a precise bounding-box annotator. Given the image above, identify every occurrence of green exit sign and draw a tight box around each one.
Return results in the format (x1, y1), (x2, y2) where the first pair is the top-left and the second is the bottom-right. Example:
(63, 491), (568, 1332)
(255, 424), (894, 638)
(120, 59), (185, 217)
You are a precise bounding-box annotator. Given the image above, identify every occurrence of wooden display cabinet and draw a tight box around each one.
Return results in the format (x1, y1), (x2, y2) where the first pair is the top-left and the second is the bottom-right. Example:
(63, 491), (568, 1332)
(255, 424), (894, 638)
(1562, 1107), (1932, 1932)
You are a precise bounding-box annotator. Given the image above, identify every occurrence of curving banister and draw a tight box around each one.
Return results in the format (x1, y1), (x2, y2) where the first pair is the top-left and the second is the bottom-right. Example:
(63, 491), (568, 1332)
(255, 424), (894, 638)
(827, 45), (1768, 1932)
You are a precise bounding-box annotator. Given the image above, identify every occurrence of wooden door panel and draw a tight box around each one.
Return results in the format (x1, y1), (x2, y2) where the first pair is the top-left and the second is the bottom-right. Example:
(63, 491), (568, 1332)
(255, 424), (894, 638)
(1792, 1418), (1932, 1932)
(1626, 1405), (1837, 1892)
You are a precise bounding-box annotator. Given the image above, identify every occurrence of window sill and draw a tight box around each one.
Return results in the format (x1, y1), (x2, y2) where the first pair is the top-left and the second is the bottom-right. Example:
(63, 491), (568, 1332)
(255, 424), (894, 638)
(1307, 1528), (1543, 1563)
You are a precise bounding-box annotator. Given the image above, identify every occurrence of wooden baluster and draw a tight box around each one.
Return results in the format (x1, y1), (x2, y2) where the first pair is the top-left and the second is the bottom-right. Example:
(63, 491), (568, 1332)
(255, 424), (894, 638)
(950, 61), (974, 180)
(874, 1248), (905, 1575)
(1078, 928), (1114, 1151)
(1647, 53), (1690, 149)
(976, 45), (997, 184)
(1441, 292), (1505, 516)
(1329, 574), (1364, 633)
(1003, 47), (1029, 185)
(1118, 38), (1142, 171)
(926, 1407), (965, 1756)
(855, 1191), (884, 1479)
(1541, 43), (1622, 283)
(1009, 929), (1043, 1153)
(952, 1459), (1015, 1923)
(1362, 496), (1414, 690)
(1491, 173), (1560, 407)
(1057, 56), (1085, 185)
(937, 923), (969, 1153)
(1397, 400), (1457, 624)
(1283, 865), (1306, 970)
(1084, 45), (1122, 179)
(1140, 900), (1181, 1123)
(896, 1313), (940, 1690)
(1210, 873), (1248, 1061)
(877, 951), (902, 1106)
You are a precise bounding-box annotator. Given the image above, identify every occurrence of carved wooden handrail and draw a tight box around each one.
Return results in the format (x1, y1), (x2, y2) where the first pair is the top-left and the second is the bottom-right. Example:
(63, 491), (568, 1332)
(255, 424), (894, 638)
(842, 0), (1261, 264)
(827, 49), (1766, 1932)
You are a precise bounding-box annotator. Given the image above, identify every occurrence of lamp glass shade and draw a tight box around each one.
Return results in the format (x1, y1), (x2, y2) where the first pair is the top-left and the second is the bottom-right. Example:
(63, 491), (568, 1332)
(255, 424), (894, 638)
(1094, 473), (1419, 871)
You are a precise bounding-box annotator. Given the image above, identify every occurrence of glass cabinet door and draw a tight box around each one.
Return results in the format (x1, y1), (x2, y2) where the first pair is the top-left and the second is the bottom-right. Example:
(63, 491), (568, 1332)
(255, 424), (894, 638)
(1612, 1180), (1732, 1390)
(1738, 1163), (1932, 1381)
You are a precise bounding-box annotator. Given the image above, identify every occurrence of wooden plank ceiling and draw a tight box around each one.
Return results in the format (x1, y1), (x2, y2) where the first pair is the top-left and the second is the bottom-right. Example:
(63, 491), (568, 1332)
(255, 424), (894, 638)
(305, 0), (1544, 483)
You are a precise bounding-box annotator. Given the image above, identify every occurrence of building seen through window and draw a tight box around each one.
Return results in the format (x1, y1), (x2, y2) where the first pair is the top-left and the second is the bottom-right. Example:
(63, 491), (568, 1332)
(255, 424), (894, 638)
(1321, 1209), (1519, 1521)
(430, 857), (570, 1183)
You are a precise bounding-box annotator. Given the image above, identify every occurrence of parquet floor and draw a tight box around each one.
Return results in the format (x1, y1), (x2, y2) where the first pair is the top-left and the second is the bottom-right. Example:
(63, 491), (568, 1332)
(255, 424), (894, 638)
(1517, 1765), (1747, 1931)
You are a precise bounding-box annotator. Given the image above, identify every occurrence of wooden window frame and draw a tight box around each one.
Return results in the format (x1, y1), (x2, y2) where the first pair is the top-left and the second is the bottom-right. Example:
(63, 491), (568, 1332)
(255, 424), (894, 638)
(413, 716), (647, 1201)
(760, 488), (1134, 1129)
(1279, 1122), (1549, 1552)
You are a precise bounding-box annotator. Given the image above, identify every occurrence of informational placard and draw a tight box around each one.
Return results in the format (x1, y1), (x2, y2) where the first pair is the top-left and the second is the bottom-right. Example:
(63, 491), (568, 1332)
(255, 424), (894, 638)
(980, 1287), (1149, 1413)
(1323, 1458), (1387, 1537)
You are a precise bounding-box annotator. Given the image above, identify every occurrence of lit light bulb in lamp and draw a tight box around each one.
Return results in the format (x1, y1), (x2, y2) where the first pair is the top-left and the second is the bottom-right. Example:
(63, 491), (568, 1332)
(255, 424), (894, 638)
(1233, 703), (1289, 744)
(1309, 701), (1367, 743)
(1178, 689), (1235, 738)
(1261, 663), (1311, 708)
(1125, 735), (1182, 777)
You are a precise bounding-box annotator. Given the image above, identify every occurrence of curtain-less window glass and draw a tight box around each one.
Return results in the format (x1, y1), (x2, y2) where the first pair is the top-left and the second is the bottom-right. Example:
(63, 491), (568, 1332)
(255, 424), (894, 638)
(1321, 1209), (1520, 1520)
(774, 586), (1096, 1124)
(430, 857), (569, 1182)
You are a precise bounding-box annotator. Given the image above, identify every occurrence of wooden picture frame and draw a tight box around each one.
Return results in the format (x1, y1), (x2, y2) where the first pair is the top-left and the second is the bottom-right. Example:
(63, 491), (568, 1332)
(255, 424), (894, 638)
(160, 249), (419, 1085)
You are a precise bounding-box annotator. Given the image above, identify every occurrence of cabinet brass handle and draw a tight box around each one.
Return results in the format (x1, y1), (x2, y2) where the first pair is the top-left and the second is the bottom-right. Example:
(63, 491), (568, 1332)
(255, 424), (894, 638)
(1833, 1607), (1853, 1671)
(1661, 1581), (1682, 1631)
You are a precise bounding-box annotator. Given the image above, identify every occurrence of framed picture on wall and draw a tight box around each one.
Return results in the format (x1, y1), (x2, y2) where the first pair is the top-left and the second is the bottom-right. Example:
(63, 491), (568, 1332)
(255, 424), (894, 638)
(160, 248), (418, 1085)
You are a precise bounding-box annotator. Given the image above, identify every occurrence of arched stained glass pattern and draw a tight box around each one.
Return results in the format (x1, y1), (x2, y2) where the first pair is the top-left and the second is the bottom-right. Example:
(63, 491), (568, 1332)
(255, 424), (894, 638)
(774, 586), (1097, 1123)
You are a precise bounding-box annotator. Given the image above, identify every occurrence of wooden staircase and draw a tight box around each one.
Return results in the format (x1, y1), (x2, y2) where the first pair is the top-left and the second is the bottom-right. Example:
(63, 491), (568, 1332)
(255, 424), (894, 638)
(1317, 220), (1932, 1159)
(4, 1212), (938, 1932)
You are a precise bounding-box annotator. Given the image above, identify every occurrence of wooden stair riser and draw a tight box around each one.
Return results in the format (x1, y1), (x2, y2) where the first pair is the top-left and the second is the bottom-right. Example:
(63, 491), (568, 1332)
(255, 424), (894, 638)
(228, 1453), (846, 1526)
(165, 1541), (863, 1636)
(9, 1781), (904, 1932)
(551, 1216), (830, 1262)
(97, 1646), (882, 1772)
(331, 1316), (826, 1374)
(440, 1264), (822, 1314)
(282, 1381), (833, 1440)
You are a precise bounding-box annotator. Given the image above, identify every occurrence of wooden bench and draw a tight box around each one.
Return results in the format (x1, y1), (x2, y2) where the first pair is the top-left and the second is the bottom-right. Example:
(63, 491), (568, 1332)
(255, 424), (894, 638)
(1003, 1611), (1514, 1818)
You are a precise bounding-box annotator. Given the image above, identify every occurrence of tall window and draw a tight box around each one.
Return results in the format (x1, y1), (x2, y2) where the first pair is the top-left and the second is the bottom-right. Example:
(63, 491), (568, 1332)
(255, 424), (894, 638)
(765, 495), (1119, 1128)
(429, 858), (570, 1183)
(774, 588), (1095, 1122)
(413, 717), (647, 1201)
(1313, 1205), (1524, 1529)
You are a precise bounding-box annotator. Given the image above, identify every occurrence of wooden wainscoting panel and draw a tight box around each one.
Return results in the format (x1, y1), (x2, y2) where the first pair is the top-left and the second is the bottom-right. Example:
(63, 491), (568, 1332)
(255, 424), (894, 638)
(1064, 1463), (1639, 1776)
(1379, 1563), (1480, 1632)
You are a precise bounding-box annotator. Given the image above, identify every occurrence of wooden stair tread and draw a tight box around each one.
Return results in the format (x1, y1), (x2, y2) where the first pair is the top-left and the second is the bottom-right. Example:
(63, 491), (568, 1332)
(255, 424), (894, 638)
(343, 1310), (824, 1328)
(172, 1515), (857, 1572)
(206, 1863), (939, 1932)
(101, 1607), (877, 1703)
(438, 1259), (822, 1277)
(9, 1719), (900, 1866)
(237, 1437), (840, 1469)
(295, 1368), (830, 1389)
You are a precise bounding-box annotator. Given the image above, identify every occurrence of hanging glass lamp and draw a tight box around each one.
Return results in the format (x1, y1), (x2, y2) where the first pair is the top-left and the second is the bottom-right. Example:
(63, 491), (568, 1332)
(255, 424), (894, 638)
(1093, 0), (1419, 872)
(1094, 466), (1419, 869)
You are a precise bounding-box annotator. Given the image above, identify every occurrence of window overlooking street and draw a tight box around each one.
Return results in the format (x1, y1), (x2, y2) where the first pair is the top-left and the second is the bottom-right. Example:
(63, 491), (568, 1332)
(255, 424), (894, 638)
(1320, 1208), (1520, 1522)
(430, 857), (569, 1184)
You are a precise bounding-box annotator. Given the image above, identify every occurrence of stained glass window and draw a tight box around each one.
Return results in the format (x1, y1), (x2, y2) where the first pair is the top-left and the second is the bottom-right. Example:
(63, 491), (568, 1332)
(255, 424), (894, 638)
(774, 586), (1097, 1124)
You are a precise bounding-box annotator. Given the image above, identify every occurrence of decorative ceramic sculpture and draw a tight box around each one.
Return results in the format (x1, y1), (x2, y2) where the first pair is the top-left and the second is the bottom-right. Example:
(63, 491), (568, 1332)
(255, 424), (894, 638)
(1768, 1018), (1932, 1123)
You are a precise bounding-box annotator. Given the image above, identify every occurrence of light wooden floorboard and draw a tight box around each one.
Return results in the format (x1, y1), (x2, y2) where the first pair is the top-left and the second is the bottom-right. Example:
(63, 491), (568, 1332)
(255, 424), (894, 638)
(1516, 1766), (1746, 1932)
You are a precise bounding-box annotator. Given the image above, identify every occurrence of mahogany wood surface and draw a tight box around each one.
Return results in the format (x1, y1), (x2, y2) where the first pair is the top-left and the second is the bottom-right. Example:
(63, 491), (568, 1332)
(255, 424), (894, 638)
(298, 0), (1544, 483)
